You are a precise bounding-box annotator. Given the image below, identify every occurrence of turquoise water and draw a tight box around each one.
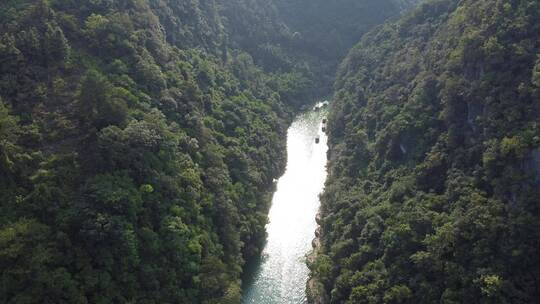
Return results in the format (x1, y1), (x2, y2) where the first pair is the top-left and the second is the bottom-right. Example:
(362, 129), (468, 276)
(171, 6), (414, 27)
(242, 106), (328, 304)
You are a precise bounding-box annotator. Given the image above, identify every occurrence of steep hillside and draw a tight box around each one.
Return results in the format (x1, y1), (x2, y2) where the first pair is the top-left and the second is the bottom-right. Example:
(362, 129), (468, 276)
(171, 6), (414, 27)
(0, 0), (300, 302)
(313, 0), (540, 303)
(273, 0), (423, 95)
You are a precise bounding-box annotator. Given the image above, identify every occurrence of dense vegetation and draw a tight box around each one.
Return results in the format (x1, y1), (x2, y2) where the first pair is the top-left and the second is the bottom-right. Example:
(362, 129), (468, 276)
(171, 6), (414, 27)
(272, 0), (422, 95)
(0, 0), (425, 301)
(5, 0), (538, 303)
(0, 0), (314, 302)
(311, 0), (540, 303)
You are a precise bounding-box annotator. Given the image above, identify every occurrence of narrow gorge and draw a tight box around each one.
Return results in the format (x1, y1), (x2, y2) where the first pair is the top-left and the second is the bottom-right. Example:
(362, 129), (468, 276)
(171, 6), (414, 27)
(1, 0), (539, 303)
(242, 104), (328, 303)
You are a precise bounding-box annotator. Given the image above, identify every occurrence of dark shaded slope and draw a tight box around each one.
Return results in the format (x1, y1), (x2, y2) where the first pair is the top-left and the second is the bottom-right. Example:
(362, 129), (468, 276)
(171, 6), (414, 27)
(273, 0), (423, 96)
(314, 0), (540, 303)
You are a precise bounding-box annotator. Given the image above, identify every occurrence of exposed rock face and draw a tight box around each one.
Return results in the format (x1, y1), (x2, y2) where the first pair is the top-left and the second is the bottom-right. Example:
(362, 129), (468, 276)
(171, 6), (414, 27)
(315, 211), (322, 225)
(307, 277), (327, 304)
(306, 211), (327, 304)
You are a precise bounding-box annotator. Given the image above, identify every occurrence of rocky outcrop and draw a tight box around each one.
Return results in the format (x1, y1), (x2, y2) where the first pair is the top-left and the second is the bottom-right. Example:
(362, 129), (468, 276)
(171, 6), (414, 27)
(306, 211), (328, 304)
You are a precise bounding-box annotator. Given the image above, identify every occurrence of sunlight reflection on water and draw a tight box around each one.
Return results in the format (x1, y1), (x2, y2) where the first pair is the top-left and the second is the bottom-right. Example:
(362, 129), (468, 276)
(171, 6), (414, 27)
(242, 106), (328, 304)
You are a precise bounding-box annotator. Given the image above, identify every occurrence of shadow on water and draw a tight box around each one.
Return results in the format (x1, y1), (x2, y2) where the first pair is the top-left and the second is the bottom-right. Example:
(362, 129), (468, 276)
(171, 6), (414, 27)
(241, 246), (267, 290)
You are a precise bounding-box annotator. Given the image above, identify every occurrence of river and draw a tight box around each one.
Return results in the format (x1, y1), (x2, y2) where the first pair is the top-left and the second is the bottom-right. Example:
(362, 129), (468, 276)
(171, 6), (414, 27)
(242, 104), (328, 304)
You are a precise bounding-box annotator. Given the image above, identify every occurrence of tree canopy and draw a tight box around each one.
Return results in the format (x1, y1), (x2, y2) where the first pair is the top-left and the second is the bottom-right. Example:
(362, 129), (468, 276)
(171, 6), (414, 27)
(313, 0), (540, 303)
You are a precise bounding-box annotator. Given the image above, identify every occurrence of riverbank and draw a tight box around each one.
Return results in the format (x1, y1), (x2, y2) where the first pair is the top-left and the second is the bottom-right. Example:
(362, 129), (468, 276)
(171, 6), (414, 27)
(306, 211), (328, 304)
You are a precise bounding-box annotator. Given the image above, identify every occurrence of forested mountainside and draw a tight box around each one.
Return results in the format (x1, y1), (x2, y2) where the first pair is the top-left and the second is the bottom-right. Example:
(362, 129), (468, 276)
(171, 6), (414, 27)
(0, 0), (424, 302)
(312, 0), (540, 303)
(0, 0), (307, 302)
(272, 0), (422, 95)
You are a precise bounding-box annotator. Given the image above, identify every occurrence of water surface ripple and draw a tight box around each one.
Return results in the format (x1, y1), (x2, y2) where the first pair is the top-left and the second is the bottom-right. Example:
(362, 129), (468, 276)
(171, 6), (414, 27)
(242, 107), (328, 304)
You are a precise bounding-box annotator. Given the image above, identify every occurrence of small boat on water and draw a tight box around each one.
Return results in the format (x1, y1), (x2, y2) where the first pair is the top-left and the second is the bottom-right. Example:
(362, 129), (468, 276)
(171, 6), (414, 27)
(315, 136), (320, 144)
